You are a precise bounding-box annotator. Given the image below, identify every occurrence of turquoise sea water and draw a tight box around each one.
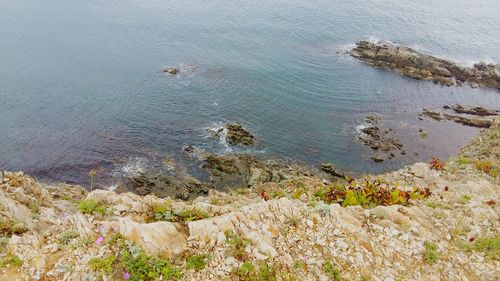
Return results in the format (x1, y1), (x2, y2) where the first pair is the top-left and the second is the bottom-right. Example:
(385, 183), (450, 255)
(1, 0), (499, 185)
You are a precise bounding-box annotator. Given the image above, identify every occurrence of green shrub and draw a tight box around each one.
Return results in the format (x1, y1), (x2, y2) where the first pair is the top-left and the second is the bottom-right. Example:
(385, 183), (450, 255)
(323, 260), (346, 281)
(226, 231), (249, 261)
(176, 208), (209, 221)
(79, 199), (106, 215)
(119, 240), (181, 281)
(87, 238), (182, 281)
(423, 241), (439, 264)
(59, 230), (79, 245)
(457, 235), (499, 260)
(185, 254), (207, 271)
(150, 203), (209, 222)
(233, 261), (276, 281)
(89, 255), (116, 273)
(0, 254), (23, 268)
(457, 156), (470, 164)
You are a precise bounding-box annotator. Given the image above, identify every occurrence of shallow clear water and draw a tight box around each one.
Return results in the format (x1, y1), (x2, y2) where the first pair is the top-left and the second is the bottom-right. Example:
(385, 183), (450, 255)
(1, 0), (499, 185)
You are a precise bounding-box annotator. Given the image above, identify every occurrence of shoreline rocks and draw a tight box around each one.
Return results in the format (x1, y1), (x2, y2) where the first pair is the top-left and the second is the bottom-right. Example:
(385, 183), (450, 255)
(320, 163), (346, 178)
(421, 104), (498, 128)
(0, 116), (498, 280)
(350, 41), (500, 90)
(357, 115), (405, 162)
(447, 104), (499, 116)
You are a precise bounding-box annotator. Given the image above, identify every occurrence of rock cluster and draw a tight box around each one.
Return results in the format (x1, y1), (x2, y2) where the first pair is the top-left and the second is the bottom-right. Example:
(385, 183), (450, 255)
(421, 104), (498, 128)
(320, 163), (346, 178)
(186, 148), (314, 188)
(357, 115), (405, 162)
(445, 104), (499, 117)
(350, 41), (500, 90)
(213, 124), (256, 146)
(129, 172), (210, 200)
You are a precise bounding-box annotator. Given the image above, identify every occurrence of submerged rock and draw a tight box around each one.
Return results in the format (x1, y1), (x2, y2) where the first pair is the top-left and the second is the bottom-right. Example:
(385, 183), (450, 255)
(162, 67), (180, 75)
(357, 115), (405, 162)
(443, 113), (492, 128)
(421, 109), (444, 121)
(421, 107), (495, 128)
(448, 104), (499, 117)
(371, 155), (384, 162)
(350, 41), (500, 90)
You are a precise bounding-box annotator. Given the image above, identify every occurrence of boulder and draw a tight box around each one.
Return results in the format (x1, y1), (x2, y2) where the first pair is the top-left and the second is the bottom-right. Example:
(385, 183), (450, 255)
(162, 67), (179, 75)
(320, 163), (346, 178)
(119, 217), (187, 258)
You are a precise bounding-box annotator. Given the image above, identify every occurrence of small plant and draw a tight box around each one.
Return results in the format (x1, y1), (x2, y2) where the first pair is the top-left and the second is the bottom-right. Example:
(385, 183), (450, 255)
(233, 261), (277, 281)
(292, 188), (305, 199)
(233, 188), (249, 195)
(457, 156), (470, 165)
(59, 230), (79, 245)
(150, 202), (175, 222)
(120, 241), (181, 281)
(430, 158), (444, 171)
(0, 254), (23, 268)
(89, 255), (116, 273)
(256, 262), (277, 281)
(235, 261), (255, 279)
(475, 160), (492, 173)
(150, 203), (209, 222)
(226, 231), (249, 261)
(425, 202), (437, 209)
(280, 271), (298, 281)
(423, 241), (439, 264)
(271, 190), (285, 199)
(79, 199), (106, 215)
(176, 208), (210, 222)
(323, 260), (346, 281)
(457, 235), (499, 260)
(185, 254), (207, 271)
(0, 236), (9, 252)
(0, 220), (27, 237)
(28, 201), (41, 215)
(462, 194), (472, 201)
(293, 260), (306, 271)
(475, 160), (498, 177)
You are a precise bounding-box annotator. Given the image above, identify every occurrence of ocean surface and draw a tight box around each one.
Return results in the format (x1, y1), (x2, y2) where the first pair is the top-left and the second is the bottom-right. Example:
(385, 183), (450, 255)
(1, 0), (499, 186)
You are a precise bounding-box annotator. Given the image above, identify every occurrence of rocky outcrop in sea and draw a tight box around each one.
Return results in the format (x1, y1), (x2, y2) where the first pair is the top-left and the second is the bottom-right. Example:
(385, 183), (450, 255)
(350, 41), (500, 90)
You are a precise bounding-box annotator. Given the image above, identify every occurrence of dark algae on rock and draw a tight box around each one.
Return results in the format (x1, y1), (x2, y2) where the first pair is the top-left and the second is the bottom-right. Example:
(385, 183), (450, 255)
(350, 41), (500, 90)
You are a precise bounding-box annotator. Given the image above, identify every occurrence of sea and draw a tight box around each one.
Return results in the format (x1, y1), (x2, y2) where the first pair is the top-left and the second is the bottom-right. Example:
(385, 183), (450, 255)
(1, 0), (499, 186)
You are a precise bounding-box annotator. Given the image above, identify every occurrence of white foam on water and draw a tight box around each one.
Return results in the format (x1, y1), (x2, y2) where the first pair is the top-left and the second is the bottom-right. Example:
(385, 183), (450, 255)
(355, 124), (368, 134)
(113, 156), (148, 178)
